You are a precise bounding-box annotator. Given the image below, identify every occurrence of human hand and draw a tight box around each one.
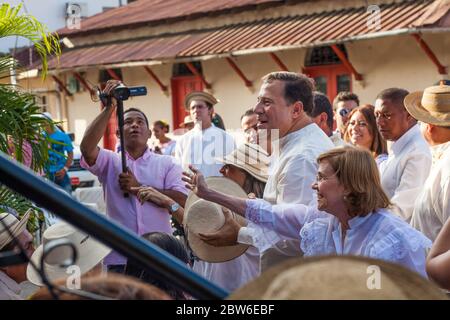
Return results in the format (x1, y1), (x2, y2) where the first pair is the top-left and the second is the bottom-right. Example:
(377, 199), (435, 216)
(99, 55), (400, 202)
(118, 168), (141, 194)
(131, 186), (172, 208)
(101, 80), (122, 108)
(198, 208), (241, 247)
(182, 165), (209, 199)
(54, 168), (67, 179)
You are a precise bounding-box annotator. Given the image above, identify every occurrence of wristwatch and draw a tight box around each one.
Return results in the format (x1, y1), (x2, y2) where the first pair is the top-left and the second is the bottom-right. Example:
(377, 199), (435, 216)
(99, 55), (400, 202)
(168, 202), (180, 215)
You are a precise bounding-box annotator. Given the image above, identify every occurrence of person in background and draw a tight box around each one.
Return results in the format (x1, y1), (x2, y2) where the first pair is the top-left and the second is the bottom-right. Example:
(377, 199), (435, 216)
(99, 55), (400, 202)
(240, 109), (258, 145)
(311, 92), (346, 146)
(375, 88), (431, 221)
(42, 113), (74, 194)
(405, 84), (450, 242)
(152, 120), (176, 156)
(344, 104), (388, 166)
(125, 232), (191, 299)
(212, 112), (226, 131)
(179, 115), (195, 132)
(332, 91), (359, 137)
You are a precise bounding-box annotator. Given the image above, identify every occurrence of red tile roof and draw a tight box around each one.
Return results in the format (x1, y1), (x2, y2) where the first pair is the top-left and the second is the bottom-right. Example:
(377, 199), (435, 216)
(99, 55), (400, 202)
(58, 0), (283, 36)
(47, 0), (449, 71)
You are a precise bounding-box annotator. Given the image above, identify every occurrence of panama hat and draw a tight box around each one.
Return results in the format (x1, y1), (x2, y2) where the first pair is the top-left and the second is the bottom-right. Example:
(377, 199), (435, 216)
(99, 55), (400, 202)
(184, 91), (219, 110)
(180, 115), (194, 128)
(27, 222), (111, 286)
(404, 84), (450, 126)
(229, 255), (448, 300)
(0, 209), (31, 250)
(216, 143), (270, 183)
(184, 177), (249, 263)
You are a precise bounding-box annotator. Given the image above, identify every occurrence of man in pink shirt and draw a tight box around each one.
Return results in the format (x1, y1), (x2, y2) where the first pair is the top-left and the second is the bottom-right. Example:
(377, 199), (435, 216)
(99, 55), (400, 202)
(80, 80), (187, 272)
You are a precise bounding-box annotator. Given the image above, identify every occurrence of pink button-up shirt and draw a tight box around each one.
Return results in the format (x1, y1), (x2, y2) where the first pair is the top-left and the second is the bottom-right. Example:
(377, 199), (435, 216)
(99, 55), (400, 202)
(81, 148), (187, 265)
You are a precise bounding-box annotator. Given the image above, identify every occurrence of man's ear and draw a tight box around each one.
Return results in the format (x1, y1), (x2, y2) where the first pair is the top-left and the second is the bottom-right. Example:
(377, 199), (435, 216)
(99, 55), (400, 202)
(292, 101), (303, 119)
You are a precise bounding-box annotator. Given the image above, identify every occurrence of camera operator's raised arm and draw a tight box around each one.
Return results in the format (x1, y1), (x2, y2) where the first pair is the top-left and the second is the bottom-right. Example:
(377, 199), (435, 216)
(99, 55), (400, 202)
(80, 80), (121, 166)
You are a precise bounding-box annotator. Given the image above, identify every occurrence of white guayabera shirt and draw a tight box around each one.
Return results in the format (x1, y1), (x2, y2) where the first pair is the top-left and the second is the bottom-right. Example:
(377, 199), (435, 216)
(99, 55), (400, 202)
(245, 199), (431, 278)
(379, 125), (431, 222)
(174, 124), (236, 177)
(411, 141), (450, 241)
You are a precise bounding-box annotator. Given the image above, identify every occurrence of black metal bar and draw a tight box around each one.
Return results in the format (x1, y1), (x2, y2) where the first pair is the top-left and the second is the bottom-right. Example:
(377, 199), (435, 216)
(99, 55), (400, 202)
(116, 100), (128, 198)
(0, 152), (228, 299)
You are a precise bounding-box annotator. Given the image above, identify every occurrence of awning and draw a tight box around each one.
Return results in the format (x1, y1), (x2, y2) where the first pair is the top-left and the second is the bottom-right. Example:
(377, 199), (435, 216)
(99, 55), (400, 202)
(46, 0), (449, 71)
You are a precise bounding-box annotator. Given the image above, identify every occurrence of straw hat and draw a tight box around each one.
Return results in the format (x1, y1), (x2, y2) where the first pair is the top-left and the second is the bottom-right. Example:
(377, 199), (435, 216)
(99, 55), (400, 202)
(229, 255), (448, 300)
(0, 209), (31, 250)
(180, 115), (194, 128)
(184, 91), (219, 109)
(404, 84), (450, 126)
(27, 222), (111, 286)
(184, 177), (249, 263)
(216, 143), (270, 183)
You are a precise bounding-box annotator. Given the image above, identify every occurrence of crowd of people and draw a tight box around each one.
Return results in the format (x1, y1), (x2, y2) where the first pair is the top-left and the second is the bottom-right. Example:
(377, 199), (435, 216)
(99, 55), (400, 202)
(1, 71), (449, 300)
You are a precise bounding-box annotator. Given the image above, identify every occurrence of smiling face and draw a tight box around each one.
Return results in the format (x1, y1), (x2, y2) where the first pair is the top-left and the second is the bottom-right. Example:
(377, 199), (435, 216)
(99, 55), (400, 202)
(254, 80), (297, 139)
(347, 111), (373, 150)
(152, 124), (165, 140)
(312, 160), (347, 213)
(123, 111), (151, 149)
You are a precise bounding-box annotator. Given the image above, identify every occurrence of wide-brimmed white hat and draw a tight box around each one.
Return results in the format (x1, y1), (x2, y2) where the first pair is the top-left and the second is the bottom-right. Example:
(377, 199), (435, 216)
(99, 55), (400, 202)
(216, 143), (270, 182)
(27, 222), (111, 286)
(179, 115), (194, 128)
(404, 84), (450, 126)
(184, 177), (249, 263)
(0, 209), (31, 250)
(184, 91), (219, 109)
(229, 255), (448, 300)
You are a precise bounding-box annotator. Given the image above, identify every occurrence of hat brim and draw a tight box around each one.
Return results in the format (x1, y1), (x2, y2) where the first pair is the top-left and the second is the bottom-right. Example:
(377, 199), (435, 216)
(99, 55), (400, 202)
(228, 255), (447, 300)
(184, 177), (250, 263)
(215, 157), (268, 183)
(0, 209), (31, 250)
(184, 91), (219, 109)
(27, 236), (111, 286)
(404, 91), (450, 126)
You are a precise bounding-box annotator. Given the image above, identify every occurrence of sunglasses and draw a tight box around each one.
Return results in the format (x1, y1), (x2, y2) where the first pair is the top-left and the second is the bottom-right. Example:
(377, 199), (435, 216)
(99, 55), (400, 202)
(339, 109), (351, 117)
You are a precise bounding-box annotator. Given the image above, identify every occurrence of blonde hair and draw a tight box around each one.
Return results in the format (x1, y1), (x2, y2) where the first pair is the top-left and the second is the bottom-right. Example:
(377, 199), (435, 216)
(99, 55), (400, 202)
(317, 147), (391, 217)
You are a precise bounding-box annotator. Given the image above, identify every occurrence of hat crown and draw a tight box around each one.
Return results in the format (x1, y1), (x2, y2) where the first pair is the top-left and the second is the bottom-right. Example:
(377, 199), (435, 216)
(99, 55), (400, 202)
(185, 200), (224, 234)
(421, 85), (450, 112)
(42, 223), (87, 265)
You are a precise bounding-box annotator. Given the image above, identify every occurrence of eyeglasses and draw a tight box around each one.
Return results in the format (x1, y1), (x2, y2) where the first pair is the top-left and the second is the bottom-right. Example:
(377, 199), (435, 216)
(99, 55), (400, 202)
(374, 112), (392, 121)
(339, 108), (351, 117)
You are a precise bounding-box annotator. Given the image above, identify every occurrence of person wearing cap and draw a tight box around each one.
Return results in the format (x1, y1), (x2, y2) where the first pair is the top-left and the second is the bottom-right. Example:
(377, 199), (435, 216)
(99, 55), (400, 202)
(80, 80), (188, 272)
(375, 88), (432, 221)
(405, 84), (450, 242)
(0, 210), (34, 300)
(183, 147), (431, 278)
(26, 221), (111, 287)
(174, 91), (236, 178)
(179, 115), (195, 132)
(42, 112), (74, 194)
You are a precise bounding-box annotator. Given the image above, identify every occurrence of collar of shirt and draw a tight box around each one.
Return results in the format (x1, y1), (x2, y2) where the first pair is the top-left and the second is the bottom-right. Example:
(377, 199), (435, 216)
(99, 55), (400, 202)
(192, 123), (216, 133)
(125, 147), (152, 161)
(390, 124), (420, 156)
(277, 123), (318, 151)
(430, 140), (450, 166)
(331, 212), (374, 253)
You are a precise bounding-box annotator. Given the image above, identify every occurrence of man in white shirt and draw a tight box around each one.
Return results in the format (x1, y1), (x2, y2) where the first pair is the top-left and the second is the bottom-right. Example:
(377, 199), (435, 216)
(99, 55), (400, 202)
(311, 92), (347, 147)
(174, 91), (235, 177)
(375, 88), (432, 221)
(406, 84), (450, 241)
(332, 91), (359, 138)
(199, 72), (334, 271)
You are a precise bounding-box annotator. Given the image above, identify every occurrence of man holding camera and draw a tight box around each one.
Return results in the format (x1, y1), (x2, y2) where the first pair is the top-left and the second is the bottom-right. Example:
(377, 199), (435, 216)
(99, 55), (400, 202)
(80, 80), (188, 272)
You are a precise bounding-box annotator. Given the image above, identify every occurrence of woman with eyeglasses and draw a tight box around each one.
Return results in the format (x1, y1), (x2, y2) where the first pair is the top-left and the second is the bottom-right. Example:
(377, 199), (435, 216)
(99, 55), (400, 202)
(343, 104), (388, 166)
(182, 147), (431, 278)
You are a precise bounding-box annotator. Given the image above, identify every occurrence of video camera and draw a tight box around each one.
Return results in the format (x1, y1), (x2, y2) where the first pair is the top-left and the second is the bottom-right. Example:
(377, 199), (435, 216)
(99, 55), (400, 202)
(91, 84), (147, 104)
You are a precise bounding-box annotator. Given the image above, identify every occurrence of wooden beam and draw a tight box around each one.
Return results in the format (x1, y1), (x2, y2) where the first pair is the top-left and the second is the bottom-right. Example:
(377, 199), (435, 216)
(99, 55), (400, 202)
(269, 52), (289, 71)
(72, 72), (94, 95)
(106, 68), (121, 81)
(185, 62), (211, 89)
(226, 58), (252, 87)
(412, 34), (447, 75)
(144, 66), (168, 92)
(51, 75), (72, 96)
(330, 45), (363, 81)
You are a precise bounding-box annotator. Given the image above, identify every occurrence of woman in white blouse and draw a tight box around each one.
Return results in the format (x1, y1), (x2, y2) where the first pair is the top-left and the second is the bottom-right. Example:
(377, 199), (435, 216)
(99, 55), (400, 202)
(183, 146), (431, 277)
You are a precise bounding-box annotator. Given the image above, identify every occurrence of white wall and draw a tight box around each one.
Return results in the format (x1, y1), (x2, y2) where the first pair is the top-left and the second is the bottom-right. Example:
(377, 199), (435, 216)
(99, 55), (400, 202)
(0, 0), (127, 53)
